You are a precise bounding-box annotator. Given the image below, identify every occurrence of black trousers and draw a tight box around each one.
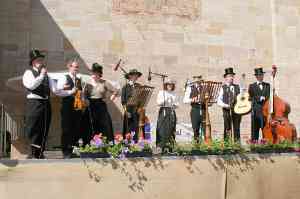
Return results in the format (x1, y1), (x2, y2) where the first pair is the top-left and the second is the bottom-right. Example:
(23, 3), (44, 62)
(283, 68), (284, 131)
(222, 108), (241, 141)
(25, 99), (51, 157)
(123, 106), (141, 142)
(251, 106), (265, 141)
(156, 107), (177, 148)
(82, 99), (114, 144)
(61, 102), (82, 155)
(190, 104), (205, 142)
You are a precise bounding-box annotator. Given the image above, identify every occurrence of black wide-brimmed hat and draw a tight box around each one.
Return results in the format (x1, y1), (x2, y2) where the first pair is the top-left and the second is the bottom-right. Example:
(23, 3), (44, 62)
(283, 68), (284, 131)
(164, 78), (176, 85)
(254, 67), (265, 76)
(91, 63), (103, 74)
(29, 49), (45, 65)
(192, 75), (203, 80)
(125, 69), (142, 79)
(223, 67), (236, 77)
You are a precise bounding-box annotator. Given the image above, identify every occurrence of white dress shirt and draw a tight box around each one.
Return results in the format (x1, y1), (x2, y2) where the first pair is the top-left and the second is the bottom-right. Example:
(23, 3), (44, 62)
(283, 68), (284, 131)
(183, 84), (203, 104)
(55, 72), (80, 97)
(217, 83), (235, 108)
(22, 67), (56, 99)
(257, 81), (263, 90)
(256, 81), (266, 101)
(183, 86), (192, 104)
(157, 90), (179, 108)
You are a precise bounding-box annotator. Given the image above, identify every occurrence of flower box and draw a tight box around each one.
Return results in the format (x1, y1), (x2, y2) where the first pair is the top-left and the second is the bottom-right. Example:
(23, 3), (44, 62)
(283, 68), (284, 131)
(247, 139), (298, 154)
(249, 147), (295, 154)
(124, 151), (152, 158)
(190, 150), (208, 156)
(80, 152), (111, 159)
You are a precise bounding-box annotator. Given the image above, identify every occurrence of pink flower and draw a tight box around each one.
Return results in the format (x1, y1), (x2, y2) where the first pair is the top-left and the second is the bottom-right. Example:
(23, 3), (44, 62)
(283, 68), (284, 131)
(294, 148), (300, 152)
(125, 133), (132, 141)
(259, 139), (267, 145)
(114, 134), (123, 144)
(91, 133), (104, 148)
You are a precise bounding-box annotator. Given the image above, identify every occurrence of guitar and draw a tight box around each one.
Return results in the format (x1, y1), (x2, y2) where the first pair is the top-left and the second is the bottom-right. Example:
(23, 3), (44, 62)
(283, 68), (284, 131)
(234, 73), (251, 115)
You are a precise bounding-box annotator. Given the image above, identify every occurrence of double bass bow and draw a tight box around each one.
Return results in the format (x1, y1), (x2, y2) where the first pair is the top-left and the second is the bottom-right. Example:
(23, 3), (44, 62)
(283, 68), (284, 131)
(262, 65), (297, 143)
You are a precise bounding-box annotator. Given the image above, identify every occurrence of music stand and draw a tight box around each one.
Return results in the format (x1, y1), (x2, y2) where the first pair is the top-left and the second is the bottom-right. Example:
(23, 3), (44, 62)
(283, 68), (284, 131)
(126, 85), (155, 139)
(126, 85), (154, 108)
(191, 81), (222, 143)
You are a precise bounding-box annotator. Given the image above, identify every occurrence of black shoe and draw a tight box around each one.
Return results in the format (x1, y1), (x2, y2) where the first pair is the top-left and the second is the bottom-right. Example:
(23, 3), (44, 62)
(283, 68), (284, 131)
(38, 153), (46, 159)
(63, 153), (72, 159)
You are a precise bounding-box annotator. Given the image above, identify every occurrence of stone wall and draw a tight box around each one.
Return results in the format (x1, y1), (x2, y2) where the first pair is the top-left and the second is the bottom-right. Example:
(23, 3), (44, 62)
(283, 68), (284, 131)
(1, 154), (300, 199)
(0, 0), (300, 148)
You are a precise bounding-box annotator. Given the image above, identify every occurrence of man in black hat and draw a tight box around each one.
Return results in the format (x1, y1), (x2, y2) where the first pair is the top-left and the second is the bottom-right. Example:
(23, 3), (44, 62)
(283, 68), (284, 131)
(248, 67), (270, 141)
(55, 57), (83, 158)
(22, 49), (57, 158)
(217, 67), (241, 141)
(183, 75), (206, 143)
(121, 69), (143, 142)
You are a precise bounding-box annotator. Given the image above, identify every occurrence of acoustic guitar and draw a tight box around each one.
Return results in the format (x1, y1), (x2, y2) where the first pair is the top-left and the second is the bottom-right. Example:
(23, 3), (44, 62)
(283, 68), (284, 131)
(234, 73), (251, 115)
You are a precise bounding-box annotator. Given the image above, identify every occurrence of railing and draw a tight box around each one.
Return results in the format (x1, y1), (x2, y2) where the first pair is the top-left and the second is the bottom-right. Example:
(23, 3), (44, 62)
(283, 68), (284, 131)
(0, 104), (25, 157)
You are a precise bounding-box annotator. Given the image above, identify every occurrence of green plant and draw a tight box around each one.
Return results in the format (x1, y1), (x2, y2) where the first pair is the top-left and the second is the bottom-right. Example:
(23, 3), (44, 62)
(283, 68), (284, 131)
(249, 139), (296, 153)
(190, 140), (243, 155)
(107, 143), (123, 158)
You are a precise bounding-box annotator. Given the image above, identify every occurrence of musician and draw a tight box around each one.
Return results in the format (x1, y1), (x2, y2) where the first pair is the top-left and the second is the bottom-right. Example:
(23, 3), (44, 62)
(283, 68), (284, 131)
(55, 57), (83, 158)
(121, 69), (143, 142)
(82, 63), (119, 144)
(217, 67), (241, 141)
(183, 76), (206, 143)
(248, 67), (270, 141)
(22, 49), (56, 159)
(156, 79), (178, 151)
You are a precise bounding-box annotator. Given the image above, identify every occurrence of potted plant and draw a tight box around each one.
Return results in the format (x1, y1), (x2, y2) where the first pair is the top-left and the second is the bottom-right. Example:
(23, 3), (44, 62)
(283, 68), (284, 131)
(247, 139), (296, 153)
(123, 133), (153, 158)
(76, 133), (111, 158)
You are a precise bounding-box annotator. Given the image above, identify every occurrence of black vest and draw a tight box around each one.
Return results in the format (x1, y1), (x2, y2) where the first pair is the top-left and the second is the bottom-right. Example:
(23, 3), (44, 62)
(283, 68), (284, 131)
(190, 85), (200, 98)
(121, 83), (140, 106)
(190, 84), (204, 106)
(62, 74), (80, 104)
(249, 82), (270, 108)
(27, 68), (50, 98)
(222, 84), (239, 105)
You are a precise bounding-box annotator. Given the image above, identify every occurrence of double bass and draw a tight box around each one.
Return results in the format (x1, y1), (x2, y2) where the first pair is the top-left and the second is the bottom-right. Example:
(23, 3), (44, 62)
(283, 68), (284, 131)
(262, 65), (297, 143)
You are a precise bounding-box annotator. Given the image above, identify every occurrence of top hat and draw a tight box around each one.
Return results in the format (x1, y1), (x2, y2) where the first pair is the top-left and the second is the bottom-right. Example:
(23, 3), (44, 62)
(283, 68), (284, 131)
(254, 67), (265, 76)
(91, 63), (103, 74)
(29, 49), (45, 66)
(223, 67), (236, 77)
(125, 69), (142, 79)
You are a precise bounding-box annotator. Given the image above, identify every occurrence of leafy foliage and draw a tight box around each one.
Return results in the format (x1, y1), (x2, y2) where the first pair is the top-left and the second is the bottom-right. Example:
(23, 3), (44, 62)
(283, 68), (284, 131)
(75, 133), (300, 158)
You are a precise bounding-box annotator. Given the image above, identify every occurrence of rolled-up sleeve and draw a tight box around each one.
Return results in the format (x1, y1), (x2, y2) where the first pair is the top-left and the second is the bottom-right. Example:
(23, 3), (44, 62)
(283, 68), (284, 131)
(183, 86), (192, 104)
(22, 70), (45, 90)
(217, 87), (228, 108)
(54, 76), (73, 97)
(105, 80), (120, 96)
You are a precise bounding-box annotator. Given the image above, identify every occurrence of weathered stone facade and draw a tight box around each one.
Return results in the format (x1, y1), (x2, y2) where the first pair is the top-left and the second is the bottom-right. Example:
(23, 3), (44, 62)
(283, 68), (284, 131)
(0, 0), (300, 148)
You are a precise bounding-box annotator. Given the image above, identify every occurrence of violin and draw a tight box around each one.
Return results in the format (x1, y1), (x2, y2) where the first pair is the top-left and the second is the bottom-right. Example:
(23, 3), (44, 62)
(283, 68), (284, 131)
(73, 77), (86, 111)
(262, 65), (297, 143)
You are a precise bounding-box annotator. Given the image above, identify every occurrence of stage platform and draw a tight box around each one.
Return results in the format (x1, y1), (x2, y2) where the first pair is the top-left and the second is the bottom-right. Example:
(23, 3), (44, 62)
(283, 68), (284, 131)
(1, 153), (300, 199)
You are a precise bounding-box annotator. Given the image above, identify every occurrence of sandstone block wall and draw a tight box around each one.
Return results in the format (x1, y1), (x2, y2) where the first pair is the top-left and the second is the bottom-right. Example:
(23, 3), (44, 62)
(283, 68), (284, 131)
(0, 0), (299, 148)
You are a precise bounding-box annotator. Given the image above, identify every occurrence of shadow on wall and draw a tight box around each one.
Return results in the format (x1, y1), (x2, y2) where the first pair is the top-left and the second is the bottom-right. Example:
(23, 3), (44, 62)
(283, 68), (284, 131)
(0, 0), (123, 149)
(81, 154), (279, 193)
(32, 0), (123, 148)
